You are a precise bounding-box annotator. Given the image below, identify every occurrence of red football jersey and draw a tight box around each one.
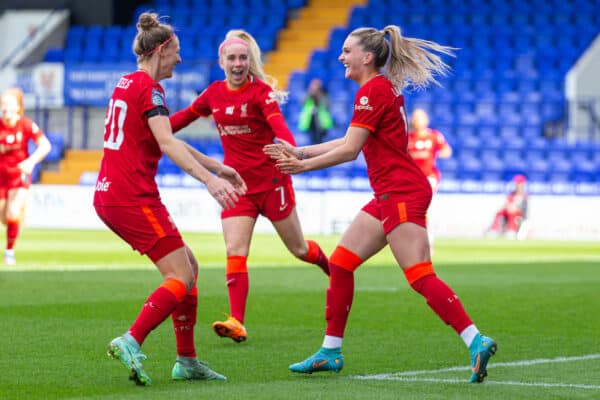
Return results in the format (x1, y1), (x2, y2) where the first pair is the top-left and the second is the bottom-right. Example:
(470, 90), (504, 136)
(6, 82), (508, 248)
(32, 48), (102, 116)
(94, 70), (167, 206)
(349, 75), (431, 197)
(408, 129), (448, 177)
(172, 77), (291, 194)
(0, 116), (44, 166)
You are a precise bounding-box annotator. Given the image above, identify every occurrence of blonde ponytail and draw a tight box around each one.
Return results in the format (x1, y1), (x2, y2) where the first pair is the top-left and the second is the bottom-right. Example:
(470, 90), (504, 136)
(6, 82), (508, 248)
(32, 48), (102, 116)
(350, 25), (455, 90)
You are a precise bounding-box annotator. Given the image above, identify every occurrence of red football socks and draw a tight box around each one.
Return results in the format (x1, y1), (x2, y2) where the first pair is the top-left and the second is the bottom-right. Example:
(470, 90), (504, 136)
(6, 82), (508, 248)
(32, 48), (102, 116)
(405, 262), (472, 334)
(172, 286), (198, 357)
(6, 219), (19, 250)
(129, 278), (186, 345)
(325, 263), (355, 338)
(303, 240), (330, 275)
(226, 256), (249, 323)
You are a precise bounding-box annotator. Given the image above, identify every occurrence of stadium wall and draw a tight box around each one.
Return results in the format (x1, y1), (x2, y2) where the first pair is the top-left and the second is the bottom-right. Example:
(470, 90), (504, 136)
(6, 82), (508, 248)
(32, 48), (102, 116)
(25, 185), (600, 241)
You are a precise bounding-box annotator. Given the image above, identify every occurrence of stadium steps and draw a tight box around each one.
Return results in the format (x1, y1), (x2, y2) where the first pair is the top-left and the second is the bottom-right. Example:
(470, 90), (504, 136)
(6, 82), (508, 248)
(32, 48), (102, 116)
(40, 149), (102, 184)
(266, 0), (365, 88)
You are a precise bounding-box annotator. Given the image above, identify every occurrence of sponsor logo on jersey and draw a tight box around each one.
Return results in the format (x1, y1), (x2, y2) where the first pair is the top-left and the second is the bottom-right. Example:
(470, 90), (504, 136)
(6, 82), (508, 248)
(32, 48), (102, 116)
(415, 139), (433, 150)
(225, 106), (235, 115)
(355, 95), (373, 111)
(151, 89), (165, 106)
(265, 91), (277, 104)
(216, 123), (252, 136)
(95, 176), (112, 192)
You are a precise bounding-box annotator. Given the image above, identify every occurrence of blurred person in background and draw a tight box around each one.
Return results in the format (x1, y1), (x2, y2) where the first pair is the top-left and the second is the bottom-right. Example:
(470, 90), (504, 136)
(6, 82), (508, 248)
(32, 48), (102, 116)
(408, 108), (452, 192)
(170, 29), (330, 344)
(95, 12), (246, 386)
(0, 87), (51, 265)
(408, 108), (452, 252)
(265, 25), (496, 383)
(487, 174), (528, 239)
(298, 78), (333, 144)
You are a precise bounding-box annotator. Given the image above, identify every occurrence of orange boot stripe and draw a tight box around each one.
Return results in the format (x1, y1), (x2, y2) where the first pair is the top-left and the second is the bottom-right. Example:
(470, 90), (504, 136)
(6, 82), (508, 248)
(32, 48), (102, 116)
(330, 246), (363, 272)
(226, 256), (248, 274)
(403, 261), (435, 285)
(160, 278), (187, 302)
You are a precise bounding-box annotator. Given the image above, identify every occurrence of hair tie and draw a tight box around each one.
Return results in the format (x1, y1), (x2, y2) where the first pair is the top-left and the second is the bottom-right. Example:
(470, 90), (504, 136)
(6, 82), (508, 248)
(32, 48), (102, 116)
(218, 37), (249, 57)
(143, 34), (175, 56)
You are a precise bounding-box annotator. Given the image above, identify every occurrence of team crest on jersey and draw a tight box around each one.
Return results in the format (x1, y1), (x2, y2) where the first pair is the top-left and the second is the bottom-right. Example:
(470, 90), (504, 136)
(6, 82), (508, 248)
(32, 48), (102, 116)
(416, 139), (433, 150)
(240, 103), (248, 117)
(151, 89), (165, 106)
(355, 96), (373, 111)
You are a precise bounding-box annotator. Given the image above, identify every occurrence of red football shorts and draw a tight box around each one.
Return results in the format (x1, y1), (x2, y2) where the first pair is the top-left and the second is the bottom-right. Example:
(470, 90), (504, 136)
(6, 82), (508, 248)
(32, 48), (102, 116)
(0, 166), (32, 199)
(94, 203), (184, 261)
(361, 192), (431, 234)
(221, 183), (296, 222)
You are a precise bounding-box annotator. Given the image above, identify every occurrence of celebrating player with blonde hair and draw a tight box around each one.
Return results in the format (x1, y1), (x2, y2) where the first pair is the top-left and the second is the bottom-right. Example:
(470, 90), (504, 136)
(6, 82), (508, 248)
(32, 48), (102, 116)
(170, 29), (330, 344)
(265, 25), (496, 383)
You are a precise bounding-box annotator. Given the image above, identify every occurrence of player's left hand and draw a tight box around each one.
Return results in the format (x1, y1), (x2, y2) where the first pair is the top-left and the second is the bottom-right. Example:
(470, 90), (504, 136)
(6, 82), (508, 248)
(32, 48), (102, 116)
(217, 165), (247, 195)
(275, 150), (306, 175)
(17, 159), (35, 175)
(264, 139), (301, 160)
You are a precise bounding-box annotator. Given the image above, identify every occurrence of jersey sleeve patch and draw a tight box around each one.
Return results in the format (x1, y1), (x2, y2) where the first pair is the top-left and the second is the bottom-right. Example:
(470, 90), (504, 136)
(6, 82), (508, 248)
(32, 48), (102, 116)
(152, 89), (166, 107)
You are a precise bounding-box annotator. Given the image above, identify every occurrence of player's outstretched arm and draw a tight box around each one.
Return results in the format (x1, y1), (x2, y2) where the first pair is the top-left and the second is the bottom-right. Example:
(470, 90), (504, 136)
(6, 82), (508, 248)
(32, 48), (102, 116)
(265, 126), (368, 174)
(149, 115), (241, 209)
(18, 134), (51, 174)
(183, 142), (247, 195)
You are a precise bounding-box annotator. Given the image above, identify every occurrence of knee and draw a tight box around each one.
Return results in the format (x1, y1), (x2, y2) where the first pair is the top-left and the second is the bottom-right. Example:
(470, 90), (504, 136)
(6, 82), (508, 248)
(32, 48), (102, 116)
(225, 242), (249, 258)
(290, 242), (309, 259)
(180, 274), (196, 292)
(184, 247), (199, 275)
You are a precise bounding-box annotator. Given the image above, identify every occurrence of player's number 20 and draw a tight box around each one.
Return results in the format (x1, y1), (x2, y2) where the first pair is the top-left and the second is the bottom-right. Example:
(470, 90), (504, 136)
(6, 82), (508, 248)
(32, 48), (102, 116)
(104, 98), (127, 150)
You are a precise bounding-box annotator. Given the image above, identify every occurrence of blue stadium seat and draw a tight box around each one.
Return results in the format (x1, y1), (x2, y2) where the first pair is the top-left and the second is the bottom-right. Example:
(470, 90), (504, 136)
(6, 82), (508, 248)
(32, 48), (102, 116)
(65, 25), (85, 49)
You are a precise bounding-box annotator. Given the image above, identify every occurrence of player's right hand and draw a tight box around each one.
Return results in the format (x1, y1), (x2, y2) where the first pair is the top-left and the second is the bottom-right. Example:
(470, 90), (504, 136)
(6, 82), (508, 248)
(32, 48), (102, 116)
(217, 165), (247, 196)
(206, 176), (240, 210)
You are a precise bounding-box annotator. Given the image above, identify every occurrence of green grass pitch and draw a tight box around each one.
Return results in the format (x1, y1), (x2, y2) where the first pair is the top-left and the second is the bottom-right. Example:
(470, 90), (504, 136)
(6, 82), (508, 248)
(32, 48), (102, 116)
(1, 229), (599, 399)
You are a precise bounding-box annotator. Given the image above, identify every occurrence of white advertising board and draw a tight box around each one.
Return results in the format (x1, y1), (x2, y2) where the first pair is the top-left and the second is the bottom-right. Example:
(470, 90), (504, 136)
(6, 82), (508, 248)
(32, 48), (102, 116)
(25, 185), (600, 241)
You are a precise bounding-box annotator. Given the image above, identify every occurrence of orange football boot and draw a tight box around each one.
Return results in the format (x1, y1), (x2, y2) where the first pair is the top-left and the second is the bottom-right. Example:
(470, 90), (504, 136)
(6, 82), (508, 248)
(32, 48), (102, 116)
(212, 315), (247, 343)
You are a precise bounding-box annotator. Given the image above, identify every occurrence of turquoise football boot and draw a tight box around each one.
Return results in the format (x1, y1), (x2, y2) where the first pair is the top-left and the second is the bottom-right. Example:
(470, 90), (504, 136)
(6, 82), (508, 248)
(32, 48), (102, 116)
(172, 356), (227, 381)
(289, 347), (344, 374)
(469, 333), (497, 383)
(107, 335), (152, 386)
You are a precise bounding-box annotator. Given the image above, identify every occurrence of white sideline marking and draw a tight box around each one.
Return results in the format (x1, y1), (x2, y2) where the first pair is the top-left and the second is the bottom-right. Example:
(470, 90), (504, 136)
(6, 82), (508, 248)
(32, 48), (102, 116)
(350, 353), (600, 390)
(366, 377), (600, 390)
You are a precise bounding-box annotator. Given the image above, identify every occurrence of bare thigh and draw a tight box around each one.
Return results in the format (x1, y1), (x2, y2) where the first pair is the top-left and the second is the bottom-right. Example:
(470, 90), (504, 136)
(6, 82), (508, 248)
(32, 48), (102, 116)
(6, 188), (28, 220)
(221, 216), (257, 257)
(386, 222), (431, 269)
(337, 210), (388, 262)
(154, 245), (196, 290)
